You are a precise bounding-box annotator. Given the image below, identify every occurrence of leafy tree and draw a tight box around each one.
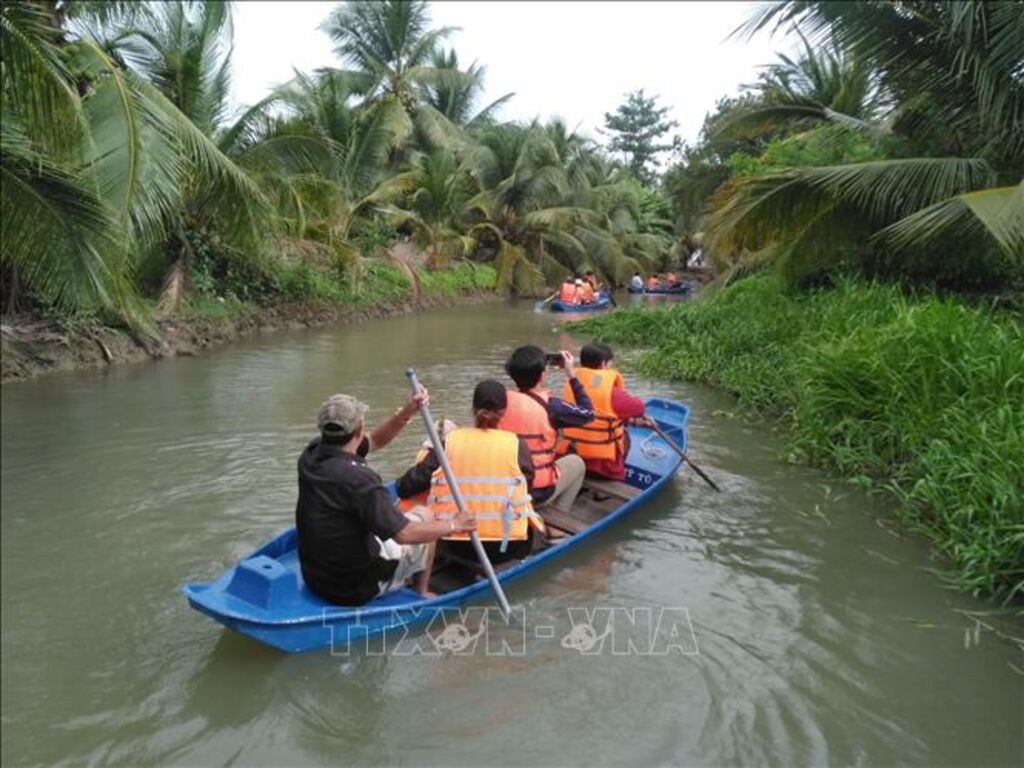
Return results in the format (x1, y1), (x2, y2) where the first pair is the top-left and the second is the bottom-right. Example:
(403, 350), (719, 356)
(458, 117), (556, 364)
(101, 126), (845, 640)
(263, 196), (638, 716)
(422, 48), (513, 128)
(718, 31), (885, 141)
(321, 0), (467, 147)
(1, 0), (266, 324)
(267, 68), (417, 287)
(386, 148), (477, 268)
(601, 89), (679, 185)
(463, 122), (586, 291)
(661, 95), (766, 239)
(707, 1), (1024, 289)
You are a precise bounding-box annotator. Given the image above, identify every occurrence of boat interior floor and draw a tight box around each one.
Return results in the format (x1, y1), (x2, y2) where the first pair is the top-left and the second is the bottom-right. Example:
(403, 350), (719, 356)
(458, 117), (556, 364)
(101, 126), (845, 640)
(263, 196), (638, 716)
(427, 476), (641, 595)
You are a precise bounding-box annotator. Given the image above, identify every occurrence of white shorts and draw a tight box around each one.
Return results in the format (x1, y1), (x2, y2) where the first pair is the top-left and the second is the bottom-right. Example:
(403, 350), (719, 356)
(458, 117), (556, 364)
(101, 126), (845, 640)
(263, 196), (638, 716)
(375, 511), (429, 595)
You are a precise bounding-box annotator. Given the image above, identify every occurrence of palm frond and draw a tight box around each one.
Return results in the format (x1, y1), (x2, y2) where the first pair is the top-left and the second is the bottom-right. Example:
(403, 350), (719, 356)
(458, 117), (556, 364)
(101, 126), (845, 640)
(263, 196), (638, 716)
(341, 95), (412, 195)
(879, 181), (1024, 258)
(0, 2), (87, 157)
(0, 129), (133, 316)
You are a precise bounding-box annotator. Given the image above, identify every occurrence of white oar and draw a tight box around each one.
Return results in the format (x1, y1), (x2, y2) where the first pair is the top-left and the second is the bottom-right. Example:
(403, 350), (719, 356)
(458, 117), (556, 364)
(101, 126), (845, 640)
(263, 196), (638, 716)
(405, 369), (512, 619)
(534, 291), (558, 312)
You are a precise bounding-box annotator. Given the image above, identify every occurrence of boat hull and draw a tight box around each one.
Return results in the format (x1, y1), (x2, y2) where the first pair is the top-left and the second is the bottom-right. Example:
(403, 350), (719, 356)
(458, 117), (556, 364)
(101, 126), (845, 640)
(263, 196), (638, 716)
(627, 282), (691, 295)
(549, 291), (613, 312)
(182, 398), (689, 653)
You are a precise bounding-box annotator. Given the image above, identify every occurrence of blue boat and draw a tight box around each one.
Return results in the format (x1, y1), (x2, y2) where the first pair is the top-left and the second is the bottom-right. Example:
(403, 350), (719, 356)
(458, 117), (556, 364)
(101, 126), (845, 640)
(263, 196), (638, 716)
(182, 398), (689, 653)
(549, 291), (613, 313)
(627, 282), (692, 295)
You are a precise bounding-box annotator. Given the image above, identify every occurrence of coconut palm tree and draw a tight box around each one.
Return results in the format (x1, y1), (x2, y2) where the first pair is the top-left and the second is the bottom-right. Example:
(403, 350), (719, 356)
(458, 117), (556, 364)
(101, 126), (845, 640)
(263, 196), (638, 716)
(103, 0), (265, 311)
(707, 1), (1023, 286)
(718, 31), (885, 139)
(264, 68), (418, 286)
(1, 0), (266, 323)
(422, 48), (513, 128)
(320, 0), (469, 148)
(383, 148), (477, 268)
(463, 122), (601, 292)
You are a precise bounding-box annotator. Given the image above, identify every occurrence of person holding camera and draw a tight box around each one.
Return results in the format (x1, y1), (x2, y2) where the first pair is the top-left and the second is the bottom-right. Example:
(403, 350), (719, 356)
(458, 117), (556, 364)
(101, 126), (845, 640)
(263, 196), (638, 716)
(499, 345), (595, 516)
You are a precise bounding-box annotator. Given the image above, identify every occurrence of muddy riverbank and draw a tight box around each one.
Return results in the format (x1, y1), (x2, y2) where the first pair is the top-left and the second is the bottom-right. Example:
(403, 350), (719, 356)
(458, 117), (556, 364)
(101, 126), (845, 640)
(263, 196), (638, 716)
(1, 290), (497, 383)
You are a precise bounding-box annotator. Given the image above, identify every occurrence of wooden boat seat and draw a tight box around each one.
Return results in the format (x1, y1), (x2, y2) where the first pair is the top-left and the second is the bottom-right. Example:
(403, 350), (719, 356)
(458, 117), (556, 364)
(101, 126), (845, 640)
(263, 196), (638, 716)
(538, 508), (588, 534)
(582, 477), (641, 501)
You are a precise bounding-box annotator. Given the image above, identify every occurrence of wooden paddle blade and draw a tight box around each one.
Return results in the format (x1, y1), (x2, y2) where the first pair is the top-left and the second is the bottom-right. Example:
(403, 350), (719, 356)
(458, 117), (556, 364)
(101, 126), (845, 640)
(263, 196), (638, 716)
(651, 422), (721, 492)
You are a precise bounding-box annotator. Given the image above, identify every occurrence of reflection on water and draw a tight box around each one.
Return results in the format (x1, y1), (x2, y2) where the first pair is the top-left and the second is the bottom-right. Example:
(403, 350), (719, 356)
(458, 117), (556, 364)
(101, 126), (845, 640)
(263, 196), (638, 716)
(2, 301), (1021, 766)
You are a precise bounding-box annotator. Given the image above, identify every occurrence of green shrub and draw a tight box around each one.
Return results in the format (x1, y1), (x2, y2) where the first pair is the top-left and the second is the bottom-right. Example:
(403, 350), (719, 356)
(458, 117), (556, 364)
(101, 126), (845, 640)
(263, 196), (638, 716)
(580, 275), (1024, 601)
(419, 263), (498, 295)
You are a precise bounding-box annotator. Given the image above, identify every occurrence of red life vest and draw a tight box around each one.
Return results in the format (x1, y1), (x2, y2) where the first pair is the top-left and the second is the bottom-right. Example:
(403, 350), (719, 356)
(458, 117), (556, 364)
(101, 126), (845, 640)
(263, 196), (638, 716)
(558, 282), (577, 303)
(497, 389), (558, 490)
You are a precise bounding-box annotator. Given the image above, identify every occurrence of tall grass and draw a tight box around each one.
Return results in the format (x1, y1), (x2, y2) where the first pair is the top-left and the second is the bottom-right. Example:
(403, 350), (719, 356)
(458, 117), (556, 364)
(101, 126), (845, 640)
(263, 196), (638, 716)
(418, 263), (498, 295)
(580, 276), (1024, 602)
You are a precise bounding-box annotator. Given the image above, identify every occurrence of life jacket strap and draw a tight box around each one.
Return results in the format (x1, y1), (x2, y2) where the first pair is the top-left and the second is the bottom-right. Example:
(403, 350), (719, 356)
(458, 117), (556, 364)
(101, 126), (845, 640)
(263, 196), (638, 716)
(431, 475), (526, 485)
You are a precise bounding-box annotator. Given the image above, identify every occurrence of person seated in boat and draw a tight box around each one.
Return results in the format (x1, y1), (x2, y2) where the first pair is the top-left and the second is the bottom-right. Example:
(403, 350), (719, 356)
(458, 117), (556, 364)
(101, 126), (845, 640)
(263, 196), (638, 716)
(557, 343), (645, 482)
(665, 271), (679, 286)
(630, 272), (644, 292)
(646, 274), (661, 291)
(500, 346), (595, 516)
(429, 380), (541, 562)
(584, 270), (601, 293)
(557, 277), (579, 305)
(393, 419), (458, 512)
(578, 277), (596, 304)
(295, 393), (475, 606)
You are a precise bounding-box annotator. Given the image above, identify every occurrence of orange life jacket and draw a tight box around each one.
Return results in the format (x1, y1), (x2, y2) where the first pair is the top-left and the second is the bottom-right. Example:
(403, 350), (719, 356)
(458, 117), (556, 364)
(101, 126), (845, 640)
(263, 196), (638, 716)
(498, 389), (558, 490)
(557, 367), (626, 461)
(558, 282), (577, 303)
(646, 276), (660, 290)
(579, 282), (596, 303)
(396, 447), (430, 512)
(429, 428), (541, 550)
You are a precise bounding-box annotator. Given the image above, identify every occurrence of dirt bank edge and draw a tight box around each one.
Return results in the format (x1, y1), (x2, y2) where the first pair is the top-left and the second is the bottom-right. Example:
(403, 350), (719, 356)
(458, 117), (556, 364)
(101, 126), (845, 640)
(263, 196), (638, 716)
(1, 291), (499, 384)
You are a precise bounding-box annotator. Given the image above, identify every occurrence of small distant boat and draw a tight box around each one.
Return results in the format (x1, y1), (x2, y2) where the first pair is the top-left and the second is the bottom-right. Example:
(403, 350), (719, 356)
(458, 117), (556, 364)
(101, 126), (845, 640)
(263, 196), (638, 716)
(627, 282), (692, 295)
(550, 291), (613, 313)
(181, 398), (689, 653)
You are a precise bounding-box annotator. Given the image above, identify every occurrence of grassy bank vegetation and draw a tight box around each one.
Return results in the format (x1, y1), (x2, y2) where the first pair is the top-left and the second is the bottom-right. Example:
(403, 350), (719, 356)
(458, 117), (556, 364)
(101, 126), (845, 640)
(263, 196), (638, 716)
(178, 261), (496, 322)
(580, 275), (1023, 603)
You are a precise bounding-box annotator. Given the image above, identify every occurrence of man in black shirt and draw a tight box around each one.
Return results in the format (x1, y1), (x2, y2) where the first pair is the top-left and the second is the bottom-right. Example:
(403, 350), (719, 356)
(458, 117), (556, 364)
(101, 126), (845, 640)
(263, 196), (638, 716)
(296, 392), (475, 606)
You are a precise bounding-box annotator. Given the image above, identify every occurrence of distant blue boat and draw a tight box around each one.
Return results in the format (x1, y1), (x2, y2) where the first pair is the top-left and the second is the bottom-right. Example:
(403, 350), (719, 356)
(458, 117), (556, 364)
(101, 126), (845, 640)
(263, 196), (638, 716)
(550, 291), (613, 313)
(182, 398), (689, 653)
(627, 282), (692, 295)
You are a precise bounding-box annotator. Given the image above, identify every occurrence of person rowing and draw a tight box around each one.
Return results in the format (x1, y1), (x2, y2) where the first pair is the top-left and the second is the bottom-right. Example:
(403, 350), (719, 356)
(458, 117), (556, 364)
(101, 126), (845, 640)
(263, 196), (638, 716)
(557, 343), (645, 481)
(646, 274), (661, 291)
(295, 392), (475, 606)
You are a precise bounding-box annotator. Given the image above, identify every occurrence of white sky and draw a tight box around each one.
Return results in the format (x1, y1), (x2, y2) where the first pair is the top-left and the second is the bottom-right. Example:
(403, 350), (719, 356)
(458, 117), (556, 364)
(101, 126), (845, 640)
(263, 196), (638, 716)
(230, 1), (792, 146)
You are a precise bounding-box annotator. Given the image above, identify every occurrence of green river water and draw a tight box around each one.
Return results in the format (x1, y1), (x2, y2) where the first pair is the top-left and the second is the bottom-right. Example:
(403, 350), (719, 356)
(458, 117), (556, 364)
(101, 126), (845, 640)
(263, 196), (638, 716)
(2, 300), (1021, 766)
